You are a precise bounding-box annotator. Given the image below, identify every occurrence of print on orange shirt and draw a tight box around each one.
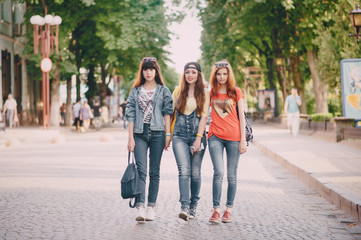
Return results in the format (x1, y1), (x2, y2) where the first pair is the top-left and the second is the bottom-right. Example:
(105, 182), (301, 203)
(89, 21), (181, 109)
(212, 98), (234, 118)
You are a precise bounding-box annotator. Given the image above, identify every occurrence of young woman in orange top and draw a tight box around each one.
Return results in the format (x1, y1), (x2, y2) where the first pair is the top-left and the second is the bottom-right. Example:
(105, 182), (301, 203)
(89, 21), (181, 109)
(207, 61), (247, 223)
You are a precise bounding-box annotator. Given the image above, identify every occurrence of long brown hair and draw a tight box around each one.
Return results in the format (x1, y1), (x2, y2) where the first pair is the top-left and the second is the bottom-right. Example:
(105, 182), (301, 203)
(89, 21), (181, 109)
(131, 58), (164, 89)
(209, 60), (237, 102)
(176, 66), (205, 116)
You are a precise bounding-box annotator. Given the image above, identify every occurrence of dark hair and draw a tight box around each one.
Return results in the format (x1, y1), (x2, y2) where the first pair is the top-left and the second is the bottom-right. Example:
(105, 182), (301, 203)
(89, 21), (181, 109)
(131, 58), (164, 89)
(184, 62), (202, 72)
(177, 62), (205, 116)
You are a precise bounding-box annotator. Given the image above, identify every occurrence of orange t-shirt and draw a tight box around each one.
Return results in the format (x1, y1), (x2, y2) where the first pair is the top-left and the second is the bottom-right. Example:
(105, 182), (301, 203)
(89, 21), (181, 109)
(208, 87), (244, 141)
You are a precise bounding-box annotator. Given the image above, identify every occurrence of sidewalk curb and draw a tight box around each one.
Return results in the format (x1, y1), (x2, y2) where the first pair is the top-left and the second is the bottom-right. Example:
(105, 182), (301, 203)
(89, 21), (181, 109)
(253, 140), (361, 224)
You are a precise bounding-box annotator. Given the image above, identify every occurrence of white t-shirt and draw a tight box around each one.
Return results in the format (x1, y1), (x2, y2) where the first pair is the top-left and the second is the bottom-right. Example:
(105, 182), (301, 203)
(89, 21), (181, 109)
(4, 99), (17, 110)
(138, 87), (155, 123)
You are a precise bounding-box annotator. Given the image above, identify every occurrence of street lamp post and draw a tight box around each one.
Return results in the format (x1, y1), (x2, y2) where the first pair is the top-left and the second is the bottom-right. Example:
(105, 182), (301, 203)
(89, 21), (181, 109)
(30, 9), (61, 129)
(349, 4), (361, 43)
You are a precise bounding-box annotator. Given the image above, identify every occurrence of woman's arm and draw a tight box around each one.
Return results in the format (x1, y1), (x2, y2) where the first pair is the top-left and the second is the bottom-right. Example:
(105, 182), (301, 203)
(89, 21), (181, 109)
(163, 87), (173, 150)
(164, 114), (171, 150)
(126, 89), (136, 152)
(192, 91), (210, 153)
(192, 115), (208, 154)
(238, 97), (247, 154)
(127, 122), (135, 152)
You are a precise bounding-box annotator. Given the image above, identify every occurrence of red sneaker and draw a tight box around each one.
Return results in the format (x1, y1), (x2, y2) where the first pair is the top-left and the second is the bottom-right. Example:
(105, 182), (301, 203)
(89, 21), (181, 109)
(209, 210), (220, 223)
(221, 211), (232, 223)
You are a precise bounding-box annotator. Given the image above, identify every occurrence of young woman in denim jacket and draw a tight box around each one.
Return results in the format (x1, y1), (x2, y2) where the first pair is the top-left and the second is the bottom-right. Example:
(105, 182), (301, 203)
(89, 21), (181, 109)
(126, 57), (173, 222)
(207, 61), (247, 223)
(172, 62), (209, 221)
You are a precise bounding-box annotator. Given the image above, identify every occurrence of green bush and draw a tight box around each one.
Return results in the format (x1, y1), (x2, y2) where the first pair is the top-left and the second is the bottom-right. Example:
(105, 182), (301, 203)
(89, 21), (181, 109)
(310, 113), (333, 122)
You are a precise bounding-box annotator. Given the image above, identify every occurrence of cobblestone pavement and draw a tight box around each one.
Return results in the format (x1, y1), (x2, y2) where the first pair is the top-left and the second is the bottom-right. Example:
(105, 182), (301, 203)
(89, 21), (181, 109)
(0, 130), (360, 240)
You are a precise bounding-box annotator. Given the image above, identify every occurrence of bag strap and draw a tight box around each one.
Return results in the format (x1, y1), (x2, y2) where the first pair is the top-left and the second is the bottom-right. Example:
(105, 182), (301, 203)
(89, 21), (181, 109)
(234, 89), (240, 120)
(129, 196), (138, 208)
(127, 152), (138, 208)
(128, 151), (135, 164)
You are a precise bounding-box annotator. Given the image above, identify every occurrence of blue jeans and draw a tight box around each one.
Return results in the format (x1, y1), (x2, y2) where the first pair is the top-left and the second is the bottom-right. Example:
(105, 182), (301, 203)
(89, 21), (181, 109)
(172, 111), (206, 209)
(134, 123), (165, 207)
(208, 135), (240, 208)
(172, 135), (206, 209)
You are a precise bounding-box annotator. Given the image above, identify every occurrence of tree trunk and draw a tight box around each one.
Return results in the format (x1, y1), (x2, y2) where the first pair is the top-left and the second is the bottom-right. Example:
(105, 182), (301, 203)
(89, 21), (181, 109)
(265, 57), (276, 90)
(307, 49), (328, 113)
(100, 65), (107, 106)
(85, 64), (96, 105)
(290, 55), (306, 114)
(275, 59), (287, 103)
(76, 74), (81, 102)
(65, 77), (72, 126)
(50, 57), (61, 127)
(265, 57), (280, 115)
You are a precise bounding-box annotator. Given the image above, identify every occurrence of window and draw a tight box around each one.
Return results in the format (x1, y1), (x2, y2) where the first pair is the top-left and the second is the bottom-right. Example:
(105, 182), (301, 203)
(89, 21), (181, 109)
(0, 0), (11, 23)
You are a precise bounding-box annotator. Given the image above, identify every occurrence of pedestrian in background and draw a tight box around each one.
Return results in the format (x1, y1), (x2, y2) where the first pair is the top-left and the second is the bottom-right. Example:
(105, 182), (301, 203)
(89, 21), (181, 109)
(126, 57), (173, 222)
(172, 62), (209, 221)
(284, 88), (302, 137)
(72, 99), (82, 132)
(79, 100), (93, 132)
(92, 100), (102, 131)
(60, 103), (66, 125)
(120, 100), (128, 129)
(101, 105), (109, 125)
(207, 60), (247, 223)
(3, 94), (18, 128)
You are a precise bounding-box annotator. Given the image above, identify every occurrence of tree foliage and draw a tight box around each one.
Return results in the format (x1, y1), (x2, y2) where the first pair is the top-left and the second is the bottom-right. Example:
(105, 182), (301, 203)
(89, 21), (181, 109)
(22, 0), (181, 102)
(198, 0), (361, 115)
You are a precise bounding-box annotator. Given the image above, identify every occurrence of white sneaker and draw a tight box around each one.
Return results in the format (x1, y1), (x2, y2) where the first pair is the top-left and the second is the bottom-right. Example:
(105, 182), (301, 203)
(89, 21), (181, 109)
(135, 207), (145, 221)
(146, 207), (155, 221)
(179, 207), (189, 221)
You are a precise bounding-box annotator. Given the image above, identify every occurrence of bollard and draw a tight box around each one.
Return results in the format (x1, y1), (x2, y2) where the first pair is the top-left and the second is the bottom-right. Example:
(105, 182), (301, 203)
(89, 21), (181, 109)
(325, 116), (328, 131)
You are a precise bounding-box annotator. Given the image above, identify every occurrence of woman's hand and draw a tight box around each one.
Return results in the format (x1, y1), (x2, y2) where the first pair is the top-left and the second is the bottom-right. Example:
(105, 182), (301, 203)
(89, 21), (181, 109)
(128, 137), (135, 152)
(164, 136), (171, 150)
(239, 141), (247, 154)
(191, 137), (202, 155)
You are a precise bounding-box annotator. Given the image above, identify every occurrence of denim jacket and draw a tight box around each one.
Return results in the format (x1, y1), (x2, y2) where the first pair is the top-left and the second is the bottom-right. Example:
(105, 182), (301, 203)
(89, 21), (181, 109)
(126, 84), (173, 133)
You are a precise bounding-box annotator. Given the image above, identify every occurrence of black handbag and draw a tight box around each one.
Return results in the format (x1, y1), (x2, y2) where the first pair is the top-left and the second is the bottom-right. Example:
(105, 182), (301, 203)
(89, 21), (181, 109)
(121, 152), (141, 208)
(234, 90), (253, 146)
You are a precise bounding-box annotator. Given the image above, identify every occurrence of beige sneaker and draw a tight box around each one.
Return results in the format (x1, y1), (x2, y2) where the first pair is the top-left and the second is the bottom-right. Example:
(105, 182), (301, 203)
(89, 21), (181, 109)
(135, 207), (145, 221)
(145, 207), (155, 221)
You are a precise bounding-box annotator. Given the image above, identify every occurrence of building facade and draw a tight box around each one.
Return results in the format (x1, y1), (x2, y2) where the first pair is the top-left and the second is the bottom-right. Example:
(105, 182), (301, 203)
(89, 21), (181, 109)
(0, 0), (36, 125)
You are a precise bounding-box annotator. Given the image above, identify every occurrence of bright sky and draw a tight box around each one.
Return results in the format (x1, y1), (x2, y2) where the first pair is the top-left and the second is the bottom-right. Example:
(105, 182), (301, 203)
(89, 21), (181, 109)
(165, 2), (202, 74)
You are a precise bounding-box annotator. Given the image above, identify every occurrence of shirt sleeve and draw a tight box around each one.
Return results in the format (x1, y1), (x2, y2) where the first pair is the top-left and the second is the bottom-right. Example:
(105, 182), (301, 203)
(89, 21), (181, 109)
(236, 87), (244, 101)
(162, 86), (173, 116)
(285, 96), (290, 104)
(125, 88), (136, 123)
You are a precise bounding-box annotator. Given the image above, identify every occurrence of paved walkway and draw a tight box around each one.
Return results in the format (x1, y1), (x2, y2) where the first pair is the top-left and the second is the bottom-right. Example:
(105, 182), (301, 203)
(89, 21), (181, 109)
(0, 124), (361, 239)
(252, 123), (361, 225)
